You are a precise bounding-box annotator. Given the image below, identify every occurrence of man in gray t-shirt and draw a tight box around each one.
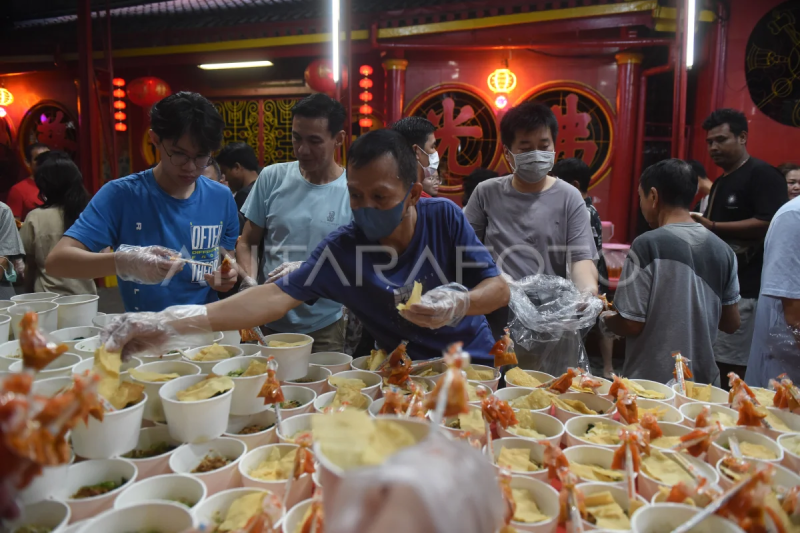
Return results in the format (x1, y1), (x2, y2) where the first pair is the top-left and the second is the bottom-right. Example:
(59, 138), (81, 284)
(745, 197), (800, 387)
(601, 159), (740, 385)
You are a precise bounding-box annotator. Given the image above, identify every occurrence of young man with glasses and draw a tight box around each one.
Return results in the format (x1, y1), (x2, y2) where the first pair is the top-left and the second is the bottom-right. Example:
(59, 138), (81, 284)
(47, 92), (239, 312)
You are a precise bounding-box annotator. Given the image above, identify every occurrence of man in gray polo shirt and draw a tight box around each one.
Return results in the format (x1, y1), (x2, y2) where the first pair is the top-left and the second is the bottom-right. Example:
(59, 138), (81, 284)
(601, 159), (741, 385)
(464, 101), (597, 373)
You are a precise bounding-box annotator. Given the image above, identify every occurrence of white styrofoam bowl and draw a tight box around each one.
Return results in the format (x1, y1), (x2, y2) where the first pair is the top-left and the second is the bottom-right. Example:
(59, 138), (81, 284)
(498, 410), (565, 448)
(672, 383), (728, 407)
(57, 458), (138, 523)
(92, 313), (122, 328)
(679, 402), (738, 428)
(130, 359), (202, 423)
(218, 330), (242, 345)
(114, 473), (207, 510)
(258, 333), (314, 381)
(8, 300), (59, 338)
(576, 482), (648, 531)
(327, 369), (381, 399)
(159, 374), (234, 443)
(469, 364), (501, 391)
(277, 412), (319, 443)
(239, 343), (265, 356)
(777, 432), (800, 472)
(76, 501), (195, 533)
(350, 355), (370, 371)
(553, 392), (615, 423)
(715, 456), (800, 491)
(628, 379), (676, 404)
(309, 351), (353, 374)
(119, 425), (181, 479)
(212, 355), (272, 416)
(169, 437), (247, 496)
(758, 407), (800, 440)
(19, 449), (75, 504)
(276, 385), (317, 418)
(488, 437), (549, 482)
(183, 344), (244, 374)
(562, 445), (626, 488)
(49, 325), (102, 353)
(493, 387), (552, 414)
(238, 443), (312, 508)
(53, 294), (99, 329)
(564, 416), (624, 449)
(648, 422), (693, 450)
(6, 499), (71, 532)
(508, 475), (560, 533)
(505, 369), (555, 388)
(638, 451), (718, 501)
(71, 392), (147, 460)
(0, 314), (9, 345)
(193, 488), (275, 531)
(282, 498), (312, 533)
(708, 427), (784, 465)
(224, 407), (279, 451)
(11, 291), (60, 302)
(637, 398), (684, 424)
(9, 351), (81, 381)
(283, 364), (333, 396)
(631, 503), (744, 533)
(73, 337), (102, 360)
(0, 339), (20, 370)
(314, 389), (373, 414)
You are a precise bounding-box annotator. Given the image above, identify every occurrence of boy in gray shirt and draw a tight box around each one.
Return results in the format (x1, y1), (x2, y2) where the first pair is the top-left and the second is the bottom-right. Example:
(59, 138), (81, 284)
(600, 159), (741, 385)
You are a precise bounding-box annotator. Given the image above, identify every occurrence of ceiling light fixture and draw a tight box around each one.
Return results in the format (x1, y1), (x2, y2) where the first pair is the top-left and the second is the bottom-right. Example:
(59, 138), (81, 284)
(198, 60), (273, 70)
(331, 0), (340, 83)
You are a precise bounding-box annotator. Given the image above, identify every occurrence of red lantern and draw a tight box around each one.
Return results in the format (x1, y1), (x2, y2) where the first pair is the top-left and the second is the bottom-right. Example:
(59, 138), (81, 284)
(113, 101), (126, 110)
(359, 117), (373, 128)
(359, 65), (373, 76)
(359, 92), (373, 102)
(359, 105), (373, 115)
(113, 88), (126, 98)
(112, 78), (126, 87)
(358, 78), (373, 89)
(127, 77), (172, 108)
(114, 123), (128, 132)
(304, 59), (348, 96)
(114, 111), (127, 121)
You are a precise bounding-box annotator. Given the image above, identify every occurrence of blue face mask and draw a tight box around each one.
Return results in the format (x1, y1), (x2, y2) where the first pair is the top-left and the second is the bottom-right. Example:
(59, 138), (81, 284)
(353, 188), (411, 241)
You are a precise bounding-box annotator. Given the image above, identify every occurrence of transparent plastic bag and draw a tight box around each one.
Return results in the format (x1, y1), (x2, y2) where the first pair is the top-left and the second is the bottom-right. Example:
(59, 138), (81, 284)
(506, 274), (602, 373)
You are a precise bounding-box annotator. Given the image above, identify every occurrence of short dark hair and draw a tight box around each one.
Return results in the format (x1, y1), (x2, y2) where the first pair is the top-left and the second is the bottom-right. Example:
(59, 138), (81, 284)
(206, 158), (222, 181)
(702, 108), (749, 136)
(347, 129), (417, 190)
(33, 152), (89, 230)
(640, 158), (698, 209)
(150, 91), (224, 154)
(216, 142), (260, 172)
(24, 142), (49, 163)
(463, 168), (498, 206)
(391, 116), (436, 148)
(777, 162), (800, 177)
(500, 101), (559, 147)
(291, 93), (346, 136)
(552, 157), (592, 192)
(685, 159), (707, 181)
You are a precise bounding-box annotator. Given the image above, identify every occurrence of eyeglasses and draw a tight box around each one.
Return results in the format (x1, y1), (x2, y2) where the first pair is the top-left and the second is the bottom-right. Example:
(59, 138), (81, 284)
(161, 143), (212, 169)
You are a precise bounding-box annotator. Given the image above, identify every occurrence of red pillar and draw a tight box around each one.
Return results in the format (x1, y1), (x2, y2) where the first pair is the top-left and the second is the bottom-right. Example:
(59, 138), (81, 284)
(382, 56), (408, 126)
(77, 0), (102, 192)
(609, 52), (643, 243)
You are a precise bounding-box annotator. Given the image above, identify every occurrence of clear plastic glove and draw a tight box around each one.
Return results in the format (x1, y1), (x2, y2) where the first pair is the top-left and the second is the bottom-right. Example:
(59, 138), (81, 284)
(598, 310), (621, 339)
(114, 245), (183, 284)
(100, 305), (212, 359)
(400, 283), (470, 329)
(204, 265), (237, 292)
(238, 274), (258, 292)
(266, 261), (303, 284)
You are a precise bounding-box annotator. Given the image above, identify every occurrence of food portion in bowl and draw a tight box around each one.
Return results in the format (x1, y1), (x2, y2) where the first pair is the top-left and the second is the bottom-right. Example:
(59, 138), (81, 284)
(718, 440), (777, 460)
(504, 368), (542, 388)
(639, 404), (668, 421)
(582, 422), (622, 446)
(226, 359), (267, 378)
(641, 450), (694, 485)
(364, 349), (386, 371)
(496, 447), (541, 473)
(583, 491), (632, 530)
(122, 441), (176, 459)
(649, 435), (682, 449)
(176, 376), (233, 402)
(265, 340), (308, 347)
(94, 346), (145, 410)
(684, 381), (714, 401)
(445, 409), (484, 436)
(192, 451), (232, 473)
(570, 462), (624, 483)
(782, 434), (800, 455)
(239, 423), (275, 435)
(326, 385), (369, 411)
(553, 396), (601, 415)
(620, 379), (666, 400)
(71, 478), (126, 499)
(193, 343), (234, 362)
(511, 488), (551, 523)
(280, 400), (303, 409)
(465, 365), (495, 381)
(13, 524), (55, 533)
(506, 411), (547, 439)
(129, 367), (180, 382)
(211, 492), (271, 532)
(510, 389), (555, 410)
(248, 447), (296, 480)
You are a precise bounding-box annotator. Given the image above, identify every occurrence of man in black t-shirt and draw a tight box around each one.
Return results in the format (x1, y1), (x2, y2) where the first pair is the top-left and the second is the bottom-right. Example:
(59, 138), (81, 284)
(216, 142), (260, 236)
(692, 108), (789, 385)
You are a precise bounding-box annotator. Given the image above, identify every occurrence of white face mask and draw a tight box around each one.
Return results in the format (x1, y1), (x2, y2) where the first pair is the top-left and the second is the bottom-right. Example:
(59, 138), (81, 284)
(506, 148), (555, 184)
(417, 147), (440, 179)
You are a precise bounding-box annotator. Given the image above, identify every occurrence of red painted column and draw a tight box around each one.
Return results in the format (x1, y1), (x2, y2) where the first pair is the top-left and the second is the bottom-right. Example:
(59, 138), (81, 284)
(77, 0), (102, 192)
(609, 52), (643, 243)
(382, 57), (408, 126)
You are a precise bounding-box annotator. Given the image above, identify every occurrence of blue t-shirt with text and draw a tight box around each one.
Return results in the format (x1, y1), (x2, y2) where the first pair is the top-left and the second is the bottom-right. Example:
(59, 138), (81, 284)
(276, 198), (500, 363)
(65, 169), (239, 312)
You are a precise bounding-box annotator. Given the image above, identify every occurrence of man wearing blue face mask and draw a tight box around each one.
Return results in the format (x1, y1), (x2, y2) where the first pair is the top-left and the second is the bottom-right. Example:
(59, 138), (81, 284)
(102, 129), (510, 364)
(391, 116), (440, 198)
(464, 102), (598, 372)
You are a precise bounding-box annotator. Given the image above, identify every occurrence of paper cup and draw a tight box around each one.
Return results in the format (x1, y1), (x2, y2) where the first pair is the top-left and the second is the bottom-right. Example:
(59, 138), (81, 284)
(758, 407), (800, 439)
(92, 313), (121, 328)
(239, 343), (265, 356)
(648, 422), (693, 450)
(314, 390), (373, 414)
(114, 473), (207, 510)
(494, 387), (553, 414)
(638, 451), (718, 500)
(194, 488), (275, 530)
(368, 397), (385, 417)
(72, 356), (141, 382)
(277, 385), (317, 418)
(563, 445), (626, 488)
(509, 475), (560, 533)
(8, 301), (59, 338)
(565, 416), (624, 449)
(77, 501), (194, 533)
(636, 398), (683, 424)
(0, 314), (9, 344)
(441, 404), (487, 446)
(409, 360), (446, 380)
(498, 410), (565, 448)
(284, 364), (333, 396)
(628, 379), (675, 404)
(381, 376), (435, 397)
(71, 392), (147, 459)
(679, 402), (738, 428)
(73, 337), (102, 360)
(327, 369), (381, 399)
(553, 392), (615, 423)
(9, 352), (81, 381)
(350, 355), (370, 371)
(309, 352), (353, 374)
(183, 344), (244, 374)
(212, 355), (272, 416)
(282, 498), (312, 533)
(19, 450), (74, 504)
(468, 380), (493, 407)
(30, 375), (73, 397)
(6, 499), (71, 532)
(708, 427), (783, 465)
(239, 443), (312, 508)
(672, 383), (728, 408)
(169, 437), (247, 496)
(631, 503), (745, 533)
(11, 291), (60, 302)
(160, 374), (234, 443)
(218, 330), (242, 345)
(277, 412), (319, 443)
(225, 407), (279, 451)
(258, 333), (314, 381)
(488, 437), (549, 482)
(58, 458), (138, 523)
(49, 326), (102, 353)
(715, 456), (800, 491)
(53, 294), (100, 329)
(470, 364), (501, 391)
(120, 425), (181, 479)
(576, 482), (648, 530)
(505, 370), (555, 388)
(0, 339), (20, 370)
(130, 360), (202, 423)
(777, 432), (800, 471)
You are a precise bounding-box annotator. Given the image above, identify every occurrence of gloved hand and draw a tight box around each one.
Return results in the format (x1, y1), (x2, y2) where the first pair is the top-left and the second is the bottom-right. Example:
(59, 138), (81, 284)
(400, 283), (470, 329)
(238, 274), (258, 292)
(266, 261), (303, 284)
(100, 305), (211, 359)
(598, 310), (621, 339)
(115, 245), (183, 284)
